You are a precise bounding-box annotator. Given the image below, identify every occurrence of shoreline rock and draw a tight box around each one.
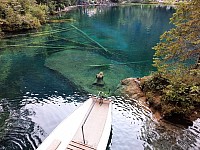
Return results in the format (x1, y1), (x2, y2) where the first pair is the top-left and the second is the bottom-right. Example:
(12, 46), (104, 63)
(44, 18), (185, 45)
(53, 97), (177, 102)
(115, 77), (152, 114)
(116, 77), (199, 127)
(116, 78), (146, 101)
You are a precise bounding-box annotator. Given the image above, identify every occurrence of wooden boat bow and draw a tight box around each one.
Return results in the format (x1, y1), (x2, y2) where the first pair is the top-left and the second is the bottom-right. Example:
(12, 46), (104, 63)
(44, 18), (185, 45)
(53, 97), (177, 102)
(37, 97), (112, 150)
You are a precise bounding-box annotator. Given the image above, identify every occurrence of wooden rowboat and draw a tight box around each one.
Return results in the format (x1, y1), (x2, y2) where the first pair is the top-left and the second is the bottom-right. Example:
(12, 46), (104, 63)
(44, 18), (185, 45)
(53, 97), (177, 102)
(37, 97), (112, 150)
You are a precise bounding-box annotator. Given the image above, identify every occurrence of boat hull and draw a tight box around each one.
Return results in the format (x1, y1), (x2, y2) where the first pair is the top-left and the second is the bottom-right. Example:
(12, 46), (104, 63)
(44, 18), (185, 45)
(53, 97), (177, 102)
(37, 98), (112, 150)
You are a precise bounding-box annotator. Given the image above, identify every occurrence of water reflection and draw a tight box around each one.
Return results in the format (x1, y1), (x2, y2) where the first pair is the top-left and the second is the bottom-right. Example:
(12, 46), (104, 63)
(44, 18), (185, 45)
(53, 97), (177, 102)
(110, 96), (200, 150)
(0, 92), (200, 149)
(110, 97), (150, 150)
(0, 93), (87, 150)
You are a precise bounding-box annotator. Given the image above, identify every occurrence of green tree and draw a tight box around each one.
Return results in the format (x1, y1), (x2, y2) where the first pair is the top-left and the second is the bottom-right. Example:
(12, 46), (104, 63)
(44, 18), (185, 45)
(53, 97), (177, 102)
(153, 0), (200, 73)
(146, 0), (200, 119)
(0, 0), (47, 33)
(36, 0), (77, 12)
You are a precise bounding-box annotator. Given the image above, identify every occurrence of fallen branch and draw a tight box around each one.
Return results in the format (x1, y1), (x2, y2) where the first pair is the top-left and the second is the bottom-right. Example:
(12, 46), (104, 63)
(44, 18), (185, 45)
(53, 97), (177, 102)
(87, 60), (151, 67)
(5, 28), (73, 38)
(70, 24), (110, 54)
(52, 35), (101, 49)
(3, 45), (77, 49)
(31, 28), (73, 37)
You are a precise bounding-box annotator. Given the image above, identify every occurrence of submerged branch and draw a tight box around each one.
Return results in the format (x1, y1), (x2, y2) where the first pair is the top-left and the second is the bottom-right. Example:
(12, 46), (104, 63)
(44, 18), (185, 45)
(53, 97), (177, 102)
(87, 60), (151, 67)
(31, 28), (73, 37)
(2, 44), (78, 49)
(52, 35), (101, 49)
(70, 24), (110, 54)
(5, 28), (73, 38)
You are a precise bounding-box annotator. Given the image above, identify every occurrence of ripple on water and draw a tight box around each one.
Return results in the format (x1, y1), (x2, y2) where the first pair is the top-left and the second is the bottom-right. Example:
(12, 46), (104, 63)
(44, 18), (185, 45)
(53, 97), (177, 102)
(109, 96), (200, 150)
(1, 94), (200, 150)
(0, 93), (87, 150)
(110, 97), (150, 150)
(0, 113), (42, 150)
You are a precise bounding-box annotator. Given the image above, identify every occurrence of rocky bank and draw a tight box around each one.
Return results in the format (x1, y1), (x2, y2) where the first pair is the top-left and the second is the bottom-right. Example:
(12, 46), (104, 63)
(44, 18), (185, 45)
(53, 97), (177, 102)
(116, 77), (200, 127)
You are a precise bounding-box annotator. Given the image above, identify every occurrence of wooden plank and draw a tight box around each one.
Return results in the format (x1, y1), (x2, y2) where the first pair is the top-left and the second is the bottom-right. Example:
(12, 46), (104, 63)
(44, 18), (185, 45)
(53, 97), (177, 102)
(66, 148), (74, 150)
(66, 144), (83, 150)
(71, 141), (96, 150)
(66, 140), (96, 150)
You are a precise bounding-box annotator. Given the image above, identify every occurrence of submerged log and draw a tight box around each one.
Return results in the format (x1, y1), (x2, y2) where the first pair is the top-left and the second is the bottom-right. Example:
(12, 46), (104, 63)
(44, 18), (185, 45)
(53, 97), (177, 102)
(70, 24), (110, 54)
(87, 60), (151, 67)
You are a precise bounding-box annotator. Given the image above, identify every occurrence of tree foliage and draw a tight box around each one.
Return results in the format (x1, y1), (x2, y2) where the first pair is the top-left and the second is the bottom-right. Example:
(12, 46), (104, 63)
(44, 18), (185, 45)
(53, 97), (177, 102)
(0, 0), (78, 37)
(36, 0), (77, 13)
(0, 0), (47, 34)
(153, 0), (200, 73)
(148, 0), (200, 119)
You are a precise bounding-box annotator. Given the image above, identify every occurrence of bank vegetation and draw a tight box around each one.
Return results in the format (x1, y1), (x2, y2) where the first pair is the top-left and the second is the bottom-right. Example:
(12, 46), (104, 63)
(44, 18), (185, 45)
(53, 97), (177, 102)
(142, 0), (200, 124)
(0, 0), (79, 37)
(0, 0), (191, 38)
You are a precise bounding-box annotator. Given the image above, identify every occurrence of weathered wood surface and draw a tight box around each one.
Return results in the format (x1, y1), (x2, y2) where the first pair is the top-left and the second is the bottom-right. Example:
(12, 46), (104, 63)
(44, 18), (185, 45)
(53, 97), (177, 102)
(37, 98), (111, 150)
(68, 99), (110, 149)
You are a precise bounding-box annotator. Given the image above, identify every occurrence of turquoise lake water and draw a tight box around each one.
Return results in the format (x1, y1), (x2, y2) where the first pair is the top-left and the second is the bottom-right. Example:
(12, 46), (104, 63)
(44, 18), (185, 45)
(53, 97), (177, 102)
(0, 5), (199, 150)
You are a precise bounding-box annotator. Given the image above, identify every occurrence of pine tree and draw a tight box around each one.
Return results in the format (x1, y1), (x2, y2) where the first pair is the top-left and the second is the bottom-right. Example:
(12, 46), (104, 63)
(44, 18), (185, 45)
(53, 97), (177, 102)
(153, 0), (200, 73)
(148, 0), (200, 118)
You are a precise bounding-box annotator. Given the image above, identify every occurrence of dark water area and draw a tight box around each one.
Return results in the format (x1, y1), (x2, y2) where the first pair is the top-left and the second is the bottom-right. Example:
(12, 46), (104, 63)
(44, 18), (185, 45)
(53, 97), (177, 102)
(0, 5), (199, 150)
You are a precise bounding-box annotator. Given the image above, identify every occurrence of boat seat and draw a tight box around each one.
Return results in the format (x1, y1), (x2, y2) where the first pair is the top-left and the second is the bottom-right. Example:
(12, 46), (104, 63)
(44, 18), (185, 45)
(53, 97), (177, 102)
(66, 140), (96, 150)
(47, 139), (61, 150)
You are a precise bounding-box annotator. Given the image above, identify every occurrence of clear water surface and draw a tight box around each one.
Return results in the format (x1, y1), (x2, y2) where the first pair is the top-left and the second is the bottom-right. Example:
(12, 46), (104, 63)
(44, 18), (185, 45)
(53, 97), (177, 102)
(0, 5), (199, 150)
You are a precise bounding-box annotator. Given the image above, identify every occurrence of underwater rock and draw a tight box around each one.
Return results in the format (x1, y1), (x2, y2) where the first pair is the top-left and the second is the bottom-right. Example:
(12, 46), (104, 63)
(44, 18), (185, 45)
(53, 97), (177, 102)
(45, 50), (133, 95)
(116, 78), (146, 101)
(115, 77), (152, 117)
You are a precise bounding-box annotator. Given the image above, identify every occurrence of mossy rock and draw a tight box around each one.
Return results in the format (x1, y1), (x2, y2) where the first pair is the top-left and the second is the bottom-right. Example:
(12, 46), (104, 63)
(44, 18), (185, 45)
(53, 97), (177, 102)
(45, 50), (133, 95)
